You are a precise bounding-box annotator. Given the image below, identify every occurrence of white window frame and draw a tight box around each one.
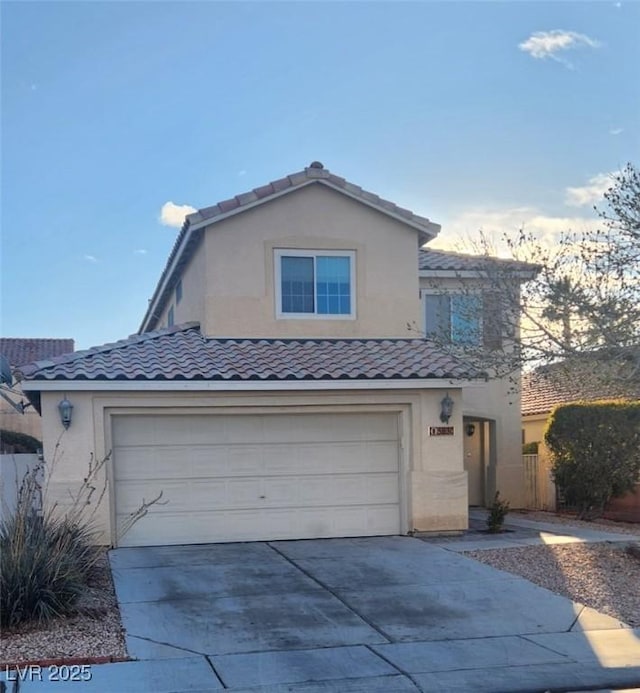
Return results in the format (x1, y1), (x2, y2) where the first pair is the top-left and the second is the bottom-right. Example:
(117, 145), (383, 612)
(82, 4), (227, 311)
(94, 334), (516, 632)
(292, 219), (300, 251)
(274, 249), (356, 320)
(420, 289), (483, 345)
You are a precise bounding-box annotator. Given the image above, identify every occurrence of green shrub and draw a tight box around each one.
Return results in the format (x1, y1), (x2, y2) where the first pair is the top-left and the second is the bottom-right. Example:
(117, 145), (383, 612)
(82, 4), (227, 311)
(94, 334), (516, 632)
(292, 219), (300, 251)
(522, 441), (539, 454)
(0, 429), (42, 454)
(545, 400), (640, 520)
(486, 491), (510, 532)
(0, 463), (101, 628)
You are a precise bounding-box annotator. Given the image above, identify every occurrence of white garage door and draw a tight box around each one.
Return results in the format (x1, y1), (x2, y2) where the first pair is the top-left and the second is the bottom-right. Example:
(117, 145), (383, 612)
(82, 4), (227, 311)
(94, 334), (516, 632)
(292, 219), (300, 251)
(112, 412), (400, 547)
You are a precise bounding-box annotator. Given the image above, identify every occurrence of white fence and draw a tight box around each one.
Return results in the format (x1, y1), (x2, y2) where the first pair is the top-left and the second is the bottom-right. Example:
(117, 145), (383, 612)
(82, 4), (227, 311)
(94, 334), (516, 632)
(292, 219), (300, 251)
(0, 453), (42, 521)
(523, 453), (556, 511)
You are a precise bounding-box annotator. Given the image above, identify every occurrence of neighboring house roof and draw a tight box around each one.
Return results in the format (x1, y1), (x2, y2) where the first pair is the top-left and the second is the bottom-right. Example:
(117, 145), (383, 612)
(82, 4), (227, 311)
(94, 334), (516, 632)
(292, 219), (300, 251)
(419, 249), (538, 274)
(19, 323), (481, 382)
(0, 338), (74, 367)
(522, 363), (640, 416)
(140, 162), (441, 333)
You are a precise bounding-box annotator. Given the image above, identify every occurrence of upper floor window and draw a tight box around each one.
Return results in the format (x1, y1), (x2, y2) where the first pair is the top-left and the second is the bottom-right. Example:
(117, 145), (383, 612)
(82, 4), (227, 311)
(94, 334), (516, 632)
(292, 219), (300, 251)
(167, 306), (175, 327)
(175, 279), (183, 304)
(275, 250), (355, 319)
(423, 292), (502, 348)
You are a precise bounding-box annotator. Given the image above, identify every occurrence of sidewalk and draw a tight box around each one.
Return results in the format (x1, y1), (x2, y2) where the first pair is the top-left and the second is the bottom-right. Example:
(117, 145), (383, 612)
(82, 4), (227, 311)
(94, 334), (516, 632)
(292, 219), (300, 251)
(418, 509), (639, 552)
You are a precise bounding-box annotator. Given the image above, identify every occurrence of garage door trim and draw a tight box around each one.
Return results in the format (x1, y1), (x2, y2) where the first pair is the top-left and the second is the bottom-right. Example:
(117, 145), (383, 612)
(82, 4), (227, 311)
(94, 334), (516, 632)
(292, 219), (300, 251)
(105, 404), (411, 547)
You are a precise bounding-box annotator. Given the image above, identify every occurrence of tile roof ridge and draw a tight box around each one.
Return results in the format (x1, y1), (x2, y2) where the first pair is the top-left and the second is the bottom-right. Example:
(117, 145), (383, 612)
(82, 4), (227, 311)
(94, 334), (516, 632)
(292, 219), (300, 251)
(0, 337), (75, 342)
(420, 247), (495, 259)
(188, 163), (437, 232)
(419, 246), (540, 271)
(19, 323), (200, 376)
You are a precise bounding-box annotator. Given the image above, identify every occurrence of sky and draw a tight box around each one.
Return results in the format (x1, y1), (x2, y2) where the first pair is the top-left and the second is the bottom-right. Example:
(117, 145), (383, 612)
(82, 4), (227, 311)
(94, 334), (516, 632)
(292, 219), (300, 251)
(1, 1), (638, 350)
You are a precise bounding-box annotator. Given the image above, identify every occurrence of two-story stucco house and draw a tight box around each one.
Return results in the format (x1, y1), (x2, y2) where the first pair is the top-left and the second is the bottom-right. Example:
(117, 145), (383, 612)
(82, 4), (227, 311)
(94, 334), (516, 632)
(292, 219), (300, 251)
(20, 162), (533, 547)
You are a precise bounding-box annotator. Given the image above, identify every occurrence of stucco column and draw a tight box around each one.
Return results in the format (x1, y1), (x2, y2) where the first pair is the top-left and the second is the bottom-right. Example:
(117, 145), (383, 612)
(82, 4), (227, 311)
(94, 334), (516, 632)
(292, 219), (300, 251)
(410, 390), (468, 532)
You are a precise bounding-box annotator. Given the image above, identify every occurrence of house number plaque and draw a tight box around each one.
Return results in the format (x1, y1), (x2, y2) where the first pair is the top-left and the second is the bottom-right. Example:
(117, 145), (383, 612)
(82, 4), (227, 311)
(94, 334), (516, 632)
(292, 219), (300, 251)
(429, 426), (454, 436)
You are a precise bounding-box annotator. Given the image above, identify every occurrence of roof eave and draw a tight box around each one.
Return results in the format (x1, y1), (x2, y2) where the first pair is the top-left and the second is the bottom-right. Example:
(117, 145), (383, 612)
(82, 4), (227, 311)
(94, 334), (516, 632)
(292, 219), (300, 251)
(22, 376), (484, 393)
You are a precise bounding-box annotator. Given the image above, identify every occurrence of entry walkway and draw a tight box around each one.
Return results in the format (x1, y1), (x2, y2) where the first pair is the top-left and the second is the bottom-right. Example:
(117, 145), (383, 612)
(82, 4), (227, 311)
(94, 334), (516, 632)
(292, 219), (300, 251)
(419, 508), (639, 552)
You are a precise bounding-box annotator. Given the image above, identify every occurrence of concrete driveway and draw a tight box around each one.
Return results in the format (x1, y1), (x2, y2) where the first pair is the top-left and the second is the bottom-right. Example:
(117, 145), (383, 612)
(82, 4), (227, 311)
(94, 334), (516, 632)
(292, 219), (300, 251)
(104, 536), (640, 692)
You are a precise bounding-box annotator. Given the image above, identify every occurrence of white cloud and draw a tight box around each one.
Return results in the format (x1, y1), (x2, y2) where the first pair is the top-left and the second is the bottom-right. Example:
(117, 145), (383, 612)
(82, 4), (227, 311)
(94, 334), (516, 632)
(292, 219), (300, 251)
(159, 201), (197, 228)
(134, 248), (148, 255)
(565, 172), (616, 207)
(84, 254), (97, 263)
(518, 30), (601, 67)
(609, 127), (623, 136)
(429, 206), (600, 256)
(238, 169), (247, 177)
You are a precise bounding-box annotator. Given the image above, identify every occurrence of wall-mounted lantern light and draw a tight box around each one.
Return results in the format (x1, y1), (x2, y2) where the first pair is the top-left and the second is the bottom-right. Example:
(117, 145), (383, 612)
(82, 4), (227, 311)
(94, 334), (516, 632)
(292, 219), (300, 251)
(58, 397), (73, 429)
(439, 393), (454, 424)
(466, 423), (476, 437)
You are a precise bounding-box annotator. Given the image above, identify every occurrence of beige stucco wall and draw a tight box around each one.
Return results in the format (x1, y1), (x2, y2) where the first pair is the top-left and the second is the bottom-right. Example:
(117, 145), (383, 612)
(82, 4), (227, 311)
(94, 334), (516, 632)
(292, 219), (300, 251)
(523, 413), (548, 445)
(38, 386), (468, 545)
(197, 184), (422, 338)
(38, 392), (105, 531)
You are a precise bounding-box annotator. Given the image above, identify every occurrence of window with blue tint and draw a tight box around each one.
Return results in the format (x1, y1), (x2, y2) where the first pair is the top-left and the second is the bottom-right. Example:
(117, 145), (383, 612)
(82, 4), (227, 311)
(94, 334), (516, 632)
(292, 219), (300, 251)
(277, 251), (355, 317)
(425, 294), (451, 342)
(424, 294), (482, 345)
(175, 279), (183, 304)
(168, 306), (174, 327)
(451, 295), (482, 344)
(316, 256), (350, 315)
(281, 256), (314, 313)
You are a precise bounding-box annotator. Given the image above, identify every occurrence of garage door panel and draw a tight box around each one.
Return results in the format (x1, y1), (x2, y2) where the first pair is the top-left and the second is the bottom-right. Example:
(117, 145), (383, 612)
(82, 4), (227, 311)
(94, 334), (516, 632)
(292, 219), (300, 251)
(116, 444), (282, 480)
(117, 503), (401, 547)
(115, 479), (229, 514)
(115, 442), (399, 482)
(113, 412), (401, 546)
(116, 473), (399, 515)
(113, 413), (399, 447)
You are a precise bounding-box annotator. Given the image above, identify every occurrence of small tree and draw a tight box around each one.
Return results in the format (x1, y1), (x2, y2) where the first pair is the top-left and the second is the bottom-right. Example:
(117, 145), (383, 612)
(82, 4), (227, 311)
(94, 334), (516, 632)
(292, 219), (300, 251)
(417, 163), (639, 398)
(0, 438), (165, 627)
(545, 400), (640, 520)
(486, 491), (510, 533)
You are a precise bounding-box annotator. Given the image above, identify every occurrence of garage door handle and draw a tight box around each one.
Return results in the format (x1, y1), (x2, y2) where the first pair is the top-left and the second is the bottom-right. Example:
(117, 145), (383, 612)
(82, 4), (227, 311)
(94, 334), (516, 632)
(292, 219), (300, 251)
(259, 495), (266, 499)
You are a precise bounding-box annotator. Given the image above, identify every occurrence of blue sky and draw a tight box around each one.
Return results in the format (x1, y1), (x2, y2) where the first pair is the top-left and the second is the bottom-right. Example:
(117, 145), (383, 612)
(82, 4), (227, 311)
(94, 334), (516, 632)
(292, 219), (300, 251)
(2, 1), (638, 350)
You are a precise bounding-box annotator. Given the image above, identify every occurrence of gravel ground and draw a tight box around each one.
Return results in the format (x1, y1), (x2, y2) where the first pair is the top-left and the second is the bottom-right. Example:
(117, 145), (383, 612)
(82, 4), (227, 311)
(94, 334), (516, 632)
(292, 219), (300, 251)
(465, 541), (640, 627)
(0, 551), (128, 666)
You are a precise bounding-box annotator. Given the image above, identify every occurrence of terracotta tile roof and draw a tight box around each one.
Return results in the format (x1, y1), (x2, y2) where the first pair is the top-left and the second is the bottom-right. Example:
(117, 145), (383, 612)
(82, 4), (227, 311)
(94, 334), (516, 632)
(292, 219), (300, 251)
(522, 363), (640, 416)
(419, 249), (538, 273)
(19, 323), (481, 383)
(0, 338), (74, 367)
(188, 162), (438, 236)
(141, 162), (441, 332)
